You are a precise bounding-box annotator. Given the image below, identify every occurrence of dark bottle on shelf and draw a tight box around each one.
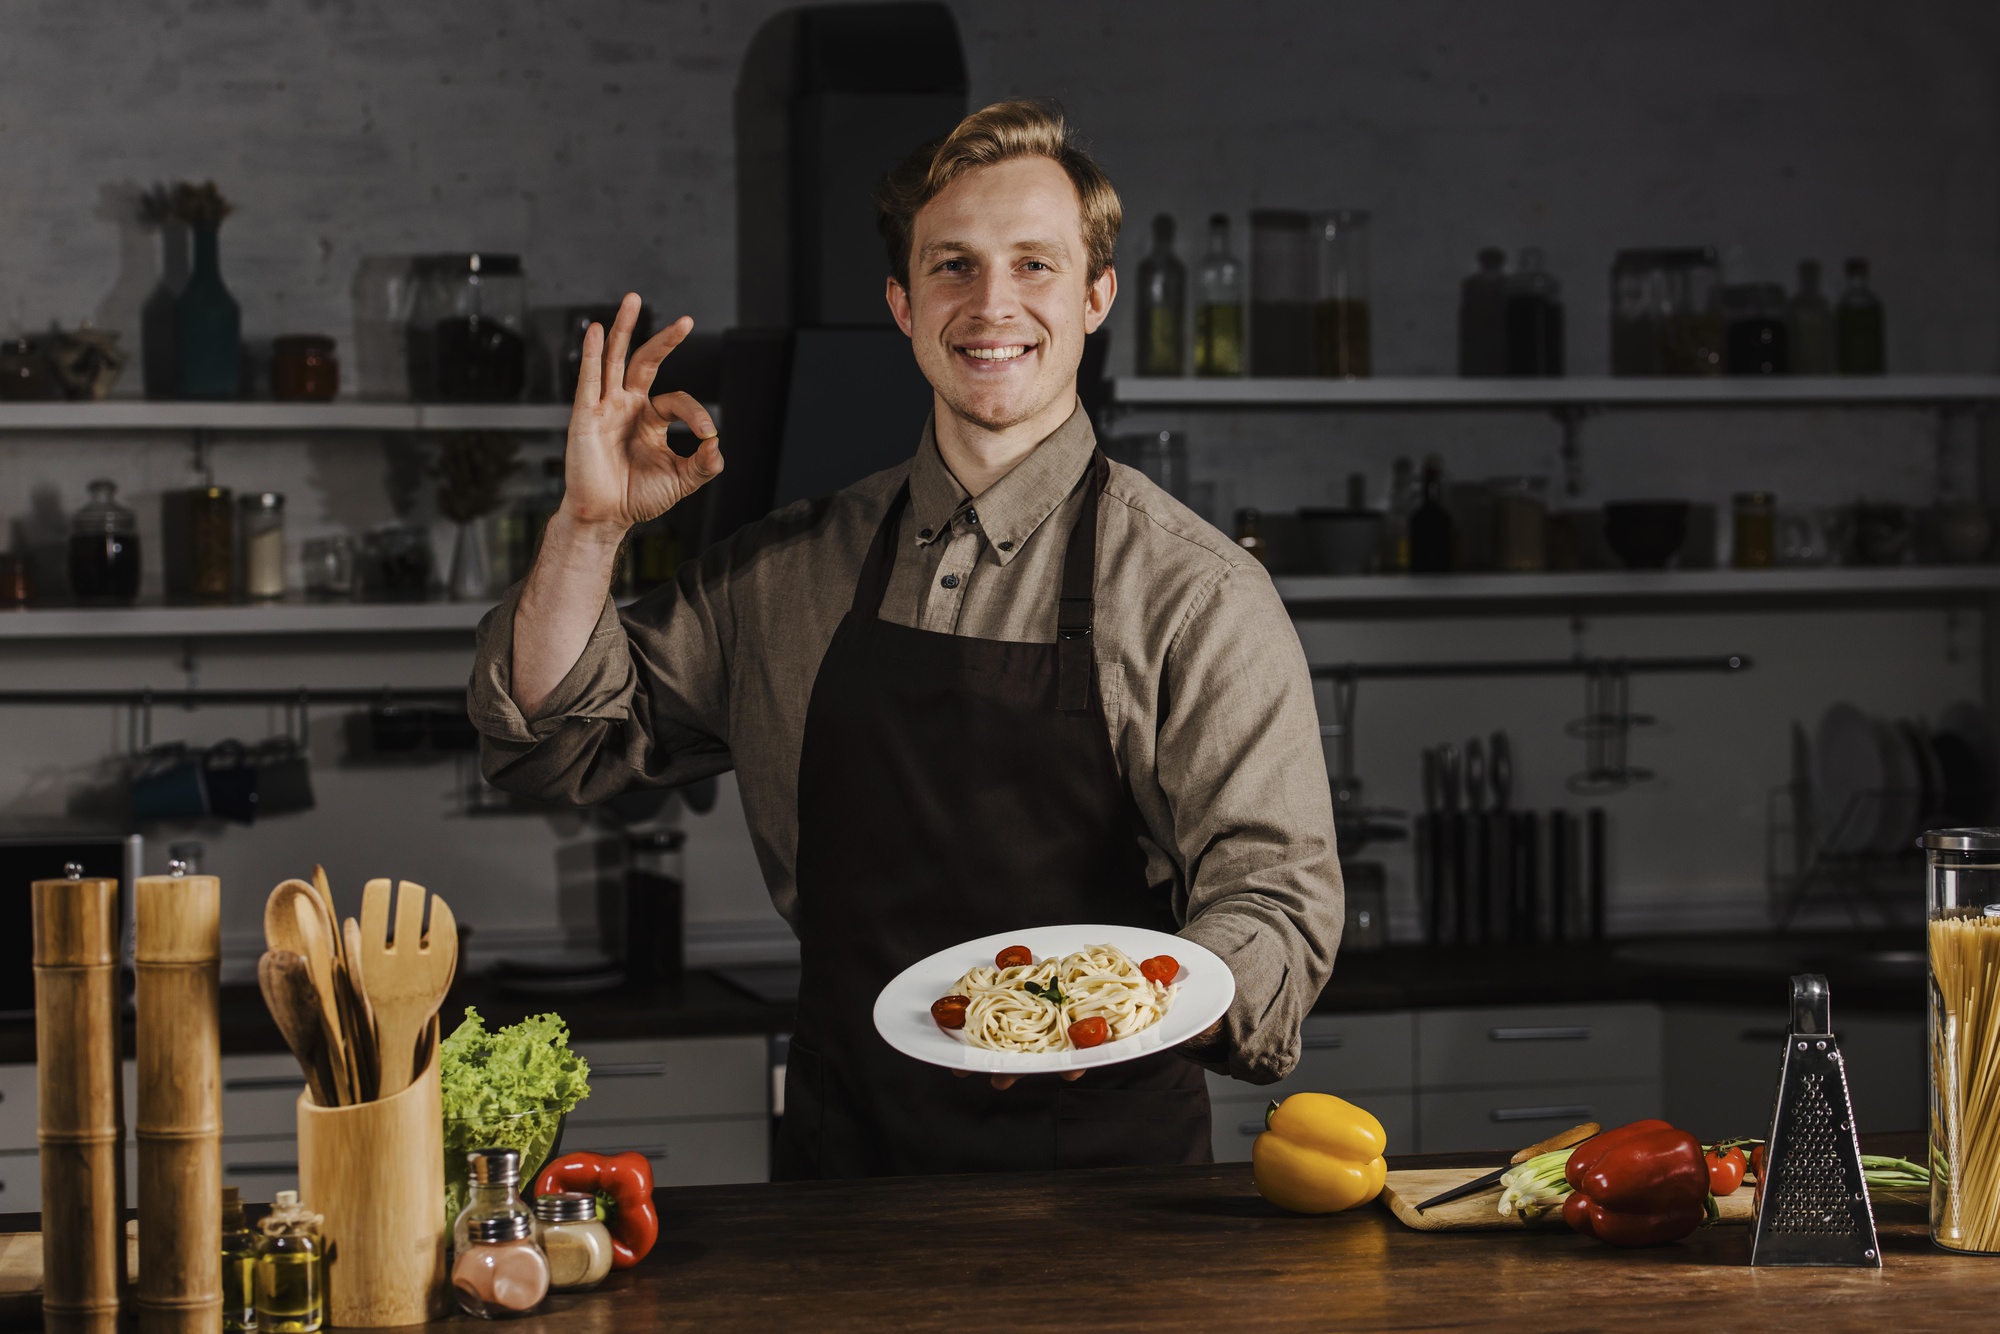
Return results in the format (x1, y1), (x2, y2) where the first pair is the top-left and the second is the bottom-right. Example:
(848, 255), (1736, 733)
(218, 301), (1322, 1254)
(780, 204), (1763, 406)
(1836, 257), (1885, 375)
(1249, 210), (1314, 377)
(1503, 247), (1565, 377)
(1787, 260), (1836, 374)
(1408, 456), (1455, 574)
(1194, 215), (1246, 377)
(1135, 214), (1187, 377)
(1233, 508), (1268, 565)
(68, 478), (141, 604)
(1723, 283), (1789, 375)
(1457, 248), (1508, 377)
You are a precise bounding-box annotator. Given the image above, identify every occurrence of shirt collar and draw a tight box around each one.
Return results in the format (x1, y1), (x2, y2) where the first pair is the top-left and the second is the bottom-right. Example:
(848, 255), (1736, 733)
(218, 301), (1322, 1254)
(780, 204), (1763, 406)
(906, 404), (1097, 566)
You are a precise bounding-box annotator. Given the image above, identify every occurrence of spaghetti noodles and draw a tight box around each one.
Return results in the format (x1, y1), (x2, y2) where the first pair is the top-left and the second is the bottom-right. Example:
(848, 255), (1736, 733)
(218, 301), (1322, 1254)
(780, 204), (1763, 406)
(941, 944), (1179, 1054)
(1930, 913), (2000, 1252)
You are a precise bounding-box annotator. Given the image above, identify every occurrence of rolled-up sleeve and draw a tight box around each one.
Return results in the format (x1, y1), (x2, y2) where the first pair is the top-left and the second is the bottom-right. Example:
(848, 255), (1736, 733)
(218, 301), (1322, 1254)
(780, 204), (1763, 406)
(1163, 563), (1343, 1084)
(468, 558), (736, 806)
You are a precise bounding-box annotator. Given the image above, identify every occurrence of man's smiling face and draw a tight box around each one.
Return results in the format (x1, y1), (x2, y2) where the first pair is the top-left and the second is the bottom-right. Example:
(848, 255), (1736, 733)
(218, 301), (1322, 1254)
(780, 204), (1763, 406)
(887, 155), (1114, 434)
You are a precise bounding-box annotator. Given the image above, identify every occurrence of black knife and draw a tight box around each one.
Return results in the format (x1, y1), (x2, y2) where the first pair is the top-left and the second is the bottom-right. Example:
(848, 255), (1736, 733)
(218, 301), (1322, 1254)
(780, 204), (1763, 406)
(1413, 1121), (1601, 1213)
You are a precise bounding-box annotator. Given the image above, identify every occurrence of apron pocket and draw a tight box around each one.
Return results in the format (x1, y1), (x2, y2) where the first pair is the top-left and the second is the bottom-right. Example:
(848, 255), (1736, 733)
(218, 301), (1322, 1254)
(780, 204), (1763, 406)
(1054, 1080), (1213, 1169)
(774, 1037), (826, 1180)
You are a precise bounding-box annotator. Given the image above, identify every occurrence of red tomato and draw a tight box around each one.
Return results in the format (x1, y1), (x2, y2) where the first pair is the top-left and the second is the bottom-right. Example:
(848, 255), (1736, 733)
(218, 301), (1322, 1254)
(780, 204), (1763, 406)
(1140, 955), (1180, 986)
(1068, 1016), (1110, 1048)
(930, 995), (969, 1030)
(1749, 1143), (1765, 1183)
(1706, 1145), (1746, 1196)
(995, 945), (1034, 969)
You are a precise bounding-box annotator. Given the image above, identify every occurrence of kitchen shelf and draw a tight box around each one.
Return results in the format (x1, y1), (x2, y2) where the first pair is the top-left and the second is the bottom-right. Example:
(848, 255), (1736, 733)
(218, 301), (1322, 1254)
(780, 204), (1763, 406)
(0, 402), (576, 432)
(0, 600), (500, 639)
(1273, 565), (2000, 607)
(1109, 374), (2000, 409)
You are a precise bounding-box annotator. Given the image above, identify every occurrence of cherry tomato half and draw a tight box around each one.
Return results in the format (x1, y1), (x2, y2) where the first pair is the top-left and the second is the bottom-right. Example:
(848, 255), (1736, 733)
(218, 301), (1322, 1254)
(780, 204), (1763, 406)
(1140, 955), (1180, 986)
(1068, 1016), (1110, 1049)
(995, 945), (1034, 969)
(930, 995), (969, 1030)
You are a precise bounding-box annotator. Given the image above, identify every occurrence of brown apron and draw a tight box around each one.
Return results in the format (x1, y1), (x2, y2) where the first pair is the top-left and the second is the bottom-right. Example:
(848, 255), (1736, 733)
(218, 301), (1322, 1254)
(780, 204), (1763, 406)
(774, 450), (1212, 1178)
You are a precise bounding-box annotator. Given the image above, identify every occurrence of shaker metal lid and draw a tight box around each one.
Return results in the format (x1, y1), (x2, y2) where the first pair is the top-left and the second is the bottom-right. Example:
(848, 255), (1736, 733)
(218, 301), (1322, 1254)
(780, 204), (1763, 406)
(463, 1212), (534, 1243)
(1921, 827), (2000, 851)
(533, 1191), (598, 1223)
(467, 1148), (521, 1184)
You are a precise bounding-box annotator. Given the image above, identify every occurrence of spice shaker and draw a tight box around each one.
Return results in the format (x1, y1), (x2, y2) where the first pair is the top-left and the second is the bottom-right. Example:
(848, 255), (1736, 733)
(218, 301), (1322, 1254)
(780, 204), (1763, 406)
(221, 1186), (258, 1332)
(255, 1190), (324, 1333)
(533, 1192), (614, 1293)
(452, 1149), (550, 1318)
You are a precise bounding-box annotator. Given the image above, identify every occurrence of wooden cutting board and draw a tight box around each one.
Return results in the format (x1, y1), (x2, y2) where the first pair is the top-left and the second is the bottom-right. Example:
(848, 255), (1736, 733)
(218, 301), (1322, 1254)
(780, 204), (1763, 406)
(1380, 1167), (1757, 1232)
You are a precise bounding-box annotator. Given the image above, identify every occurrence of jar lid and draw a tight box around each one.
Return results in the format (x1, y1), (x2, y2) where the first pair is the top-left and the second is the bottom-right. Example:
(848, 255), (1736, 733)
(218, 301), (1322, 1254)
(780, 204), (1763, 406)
(463, 1212), (534, 1243)
(467, 1148), (521, 1184)
(1921, 828), (2000, 851)
(533, 1192), (598, 1223)
(242, 492), (284, 511)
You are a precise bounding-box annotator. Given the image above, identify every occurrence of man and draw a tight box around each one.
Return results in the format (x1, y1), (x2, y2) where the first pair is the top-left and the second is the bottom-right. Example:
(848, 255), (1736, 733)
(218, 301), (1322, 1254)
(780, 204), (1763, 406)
(471, 100), (1342, 1179)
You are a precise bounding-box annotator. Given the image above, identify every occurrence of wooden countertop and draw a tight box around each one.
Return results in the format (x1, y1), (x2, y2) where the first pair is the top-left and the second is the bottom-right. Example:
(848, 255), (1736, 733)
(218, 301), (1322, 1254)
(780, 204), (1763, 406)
(400, 1133), (1990, 1333)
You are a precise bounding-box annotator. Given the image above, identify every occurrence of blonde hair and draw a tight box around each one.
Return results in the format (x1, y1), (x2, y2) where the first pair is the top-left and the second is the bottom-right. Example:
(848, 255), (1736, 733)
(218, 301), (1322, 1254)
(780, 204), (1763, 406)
(875, 99), (1122, 289)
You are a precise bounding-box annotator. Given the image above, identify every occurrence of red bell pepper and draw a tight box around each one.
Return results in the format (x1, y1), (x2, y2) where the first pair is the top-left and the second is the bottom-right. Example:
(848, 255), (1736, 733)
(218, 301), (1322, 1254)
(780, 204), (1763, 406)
(534, 1151), (659, 1269)
(1561, 1119), (1709, 1247)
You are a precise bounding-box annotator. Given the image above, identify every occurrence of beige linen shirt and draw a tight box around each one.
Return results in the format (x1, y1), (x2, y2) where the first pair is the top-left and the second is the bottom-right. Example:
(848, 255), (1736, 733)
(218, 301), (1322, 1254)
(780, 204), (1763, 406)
(469, 407), (1343, 1083)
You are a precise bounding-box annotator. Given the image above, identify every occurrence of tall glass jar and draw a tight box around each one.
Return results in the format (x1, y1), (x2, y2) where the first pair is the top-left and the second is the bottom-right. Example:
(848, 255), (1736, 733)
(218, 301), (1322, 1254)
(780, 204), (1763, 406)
(189, 485), (235, 603)
(1313, 210), (1371, 379)
(1733, 491), (1777, 568)
(239, 492), (286, 600)
(406, 254), (528, 403)
(69, 479), (141, 605)
(452, 1149), (550, 1319)
(1925, 827), (2000, 1255)
(1249, 210), (1313, 377)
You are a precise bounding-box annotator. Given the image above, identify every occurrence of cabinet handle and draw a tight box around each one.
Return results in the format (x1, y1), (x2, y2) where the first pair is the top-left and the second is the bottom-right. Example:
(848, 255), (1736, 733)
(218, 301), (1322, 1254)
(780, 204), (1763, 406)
(1300, 1034), (1345, 1050)
(591, 1064), (668, 1079)
(1237, 1120), (1267, 1137)
(1489, 1026), (1591, 1042)
(224, 1076), (308, 1092)
(1739, 1028), (1789, 1043)
(226, 1161), (299, 1176)
(1490, 1104), (1593, 1123)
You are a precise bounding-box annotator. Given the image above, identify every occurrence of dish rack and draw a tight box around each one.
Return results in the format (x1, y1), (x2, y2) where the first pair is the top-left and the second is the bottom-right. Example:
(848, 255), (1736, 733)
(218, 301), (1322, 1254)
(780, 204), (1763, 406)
(1766, 780), (1923, 929)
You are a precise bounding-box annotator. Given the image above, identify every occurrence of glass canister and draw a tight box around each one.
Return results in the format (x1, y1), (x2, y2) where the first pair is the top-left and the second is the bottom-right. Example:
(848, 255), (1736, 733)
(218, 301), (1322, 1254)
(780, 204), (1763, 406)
(1733, 491), (1777, 568)
(1313, 210), (1371, 379)
(1926, 828), (2000, 1254)
(271, 335), (340, 401)
(1248, 210), (1314, 377)
(188, 485), (236, 603)
(406, 254), (528, 403)
(69, 478), (141, 605)
(532, 1192), (614, 1293)
(239, 492), (286, 600)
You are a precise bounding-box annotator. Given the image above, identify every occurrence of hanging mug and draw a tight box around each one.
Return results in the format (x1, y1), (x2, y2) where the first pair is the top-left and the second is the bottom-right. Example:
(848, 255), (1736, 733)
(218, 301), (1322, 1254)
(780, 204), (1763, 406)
(129, 743), (210, 822)
(203, 740), (259, 824)
(253, 737), (316, 817)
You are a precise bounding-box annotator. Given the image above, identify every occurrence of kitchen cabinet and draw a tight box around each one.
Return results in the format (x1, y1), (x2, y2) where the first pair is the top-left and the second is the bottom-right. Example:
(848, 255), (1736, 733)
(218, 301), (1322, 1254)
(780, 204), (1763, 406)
(1418, 1081), (1661, 1150)
(1207, 1012), (1414, 1161)
(568, 1037), (769, 1187)
(1416, 1003), (1660, 1088)
(1663, 1004), (1922, 1141)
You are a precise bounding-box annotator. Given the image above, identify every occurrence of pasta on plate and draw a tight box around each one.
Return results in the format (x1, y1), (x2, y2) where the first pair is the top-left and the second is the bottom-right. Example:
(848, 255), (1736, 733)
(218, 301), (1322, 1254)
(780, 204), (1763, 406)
(930, 943), (1180, 1053)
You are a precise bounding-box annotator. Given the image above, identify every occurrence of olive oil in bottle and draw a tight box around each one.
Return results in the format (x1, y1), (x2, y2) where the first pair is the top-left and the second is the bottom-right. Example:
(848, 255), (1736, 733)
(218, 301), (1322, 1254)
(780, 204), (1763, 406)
(222, 1187), (259, 1331)
(1836, 256), (1885, 374)
(255, 1191), (324, 1334)
(1135, 214), (1187, 376)
(1194, 214), (1246, 377)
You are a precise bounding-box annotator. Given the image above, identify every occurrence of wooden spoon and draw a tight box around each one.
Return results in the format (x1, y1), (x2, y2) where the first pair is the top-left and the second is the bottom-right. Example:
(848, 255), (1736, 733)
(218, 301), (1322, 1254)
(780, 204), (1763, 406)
(358, 879), (458, 1098)
(257, 949), (336, 1108)
(293, 894), (354, 1106)
(263, 878), (321, 957)
(341, 917), (380, 1101)
(311, 865), (342, 959)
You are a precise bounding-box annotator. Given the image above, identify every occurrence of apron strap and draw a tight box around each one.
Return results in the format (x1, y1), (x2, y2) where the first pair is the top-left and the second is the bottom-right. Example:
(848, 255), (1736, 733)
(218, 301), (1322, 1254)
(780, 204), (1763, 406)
(853, 450), (1105, 716)
(1057, 451), (1108, 714)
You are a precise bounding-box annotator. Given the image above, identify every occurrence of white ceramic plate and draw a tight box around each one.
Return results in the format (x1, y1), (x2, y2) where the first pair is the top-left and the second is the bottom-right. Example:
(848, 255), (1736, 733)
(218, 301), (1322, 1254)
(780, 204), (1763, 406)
(873, 924), (1234, 1075)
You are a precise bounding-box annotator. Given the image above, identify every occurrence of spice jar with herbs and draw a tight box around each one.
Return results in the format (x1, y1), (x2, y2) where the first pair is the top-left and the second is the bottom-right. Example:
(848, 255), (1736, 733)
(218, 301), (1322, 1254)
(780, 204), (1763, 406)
(532, 1192), (614, 1293)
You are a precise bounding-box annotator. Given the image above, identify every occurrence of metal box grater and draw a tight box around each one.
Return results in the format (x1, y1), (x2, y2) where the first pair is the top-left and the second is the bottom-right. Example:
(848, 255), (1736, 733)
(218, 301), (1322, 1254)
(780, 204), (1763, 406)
(1749, 973), (1881, 1266)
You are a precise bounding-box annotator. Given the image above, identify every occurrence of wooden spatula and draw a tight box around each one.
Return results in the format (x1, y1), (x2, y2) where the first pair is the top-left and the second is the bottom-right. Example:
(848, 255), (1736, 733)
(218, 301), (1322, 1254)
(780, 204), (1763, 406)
(341, 917), (380, 1102)
(293, 894), (354, 1106)
(357, 879), (458, 1098)
(258, 950), (336, 1107)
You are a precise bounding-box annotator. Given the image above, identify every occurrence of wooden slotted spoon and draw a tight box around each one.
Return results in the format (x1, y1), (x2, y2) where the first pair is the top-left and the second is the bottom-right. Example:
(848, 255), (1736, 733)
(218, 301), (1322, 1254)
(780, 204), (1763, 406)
(292, 893), (354, 1106)
(357, 878), (457, 1099)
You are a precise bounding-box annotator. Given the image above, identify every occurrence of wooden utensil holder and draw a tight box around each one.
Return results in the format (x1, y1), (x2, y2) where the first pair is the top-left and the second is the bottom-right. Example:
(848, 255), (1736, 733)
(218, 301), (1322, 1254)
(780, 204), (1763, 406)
(297, 1026), (448, 1327)
(32, 873), (125, 1334)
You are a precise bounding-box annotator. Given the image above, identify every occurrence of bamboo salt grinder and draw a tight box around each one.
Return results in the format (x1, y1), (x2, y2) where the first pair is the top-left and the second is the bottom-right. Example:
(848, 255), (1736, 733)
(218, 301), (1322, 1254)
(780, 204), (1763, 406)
(32, 863), (125, 1334)
(135, 861), (222, 1334)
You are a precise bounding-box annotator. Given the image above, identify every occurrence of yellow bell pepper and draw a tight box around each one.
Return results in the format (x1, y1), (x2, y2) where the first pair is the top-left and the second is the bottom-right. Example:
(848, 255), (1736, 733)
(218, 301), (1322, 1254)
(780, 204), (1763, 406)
(1252, 1092), (1388, 1214)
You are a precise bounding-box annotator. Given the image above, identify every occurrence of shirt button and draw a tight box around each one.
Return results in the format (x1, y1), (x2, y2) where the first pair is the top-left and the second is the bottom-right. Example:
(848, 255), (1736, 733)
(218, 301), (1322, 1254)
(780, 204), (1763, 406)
(966, 509), (979, 525)
(998, 540), (1015, 552)
(940, 574), (960, 590)
(919, 528), (933, 540)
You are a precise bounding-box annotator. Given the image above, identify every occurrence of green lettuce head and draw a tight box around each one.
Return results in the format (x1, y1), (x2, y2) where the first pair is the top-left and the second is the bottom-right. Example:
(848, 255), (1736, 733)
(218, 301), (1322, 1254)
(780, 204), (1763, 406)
(439, 1007), (591, 1226)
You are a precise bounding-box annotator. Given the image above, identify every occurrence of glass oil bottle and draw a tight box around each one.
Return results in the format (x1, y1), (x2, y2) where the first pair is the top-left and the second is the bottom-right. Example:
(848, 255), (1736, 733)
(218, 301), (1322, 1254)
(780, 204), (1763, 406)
(255, 1190), (325, 1334)
(222, 1186), (259, 1331)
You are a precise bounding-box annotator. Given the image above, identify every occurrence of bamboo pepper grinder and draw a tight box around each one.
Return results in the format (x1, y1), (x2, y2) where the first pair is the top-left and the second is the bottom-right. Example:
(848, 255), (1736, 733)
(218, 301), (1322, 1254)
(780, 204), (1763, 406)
(32, 863), (126, 1334)
(134, 859), (223, 1334)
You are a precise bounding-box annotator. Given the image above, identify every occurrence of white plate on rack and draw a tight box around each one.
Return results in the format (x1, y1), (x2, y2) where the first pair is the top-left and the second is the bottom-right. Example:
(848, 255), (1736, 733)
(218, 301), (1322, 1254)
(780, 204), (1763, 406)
(872, 924), (1234, 1075)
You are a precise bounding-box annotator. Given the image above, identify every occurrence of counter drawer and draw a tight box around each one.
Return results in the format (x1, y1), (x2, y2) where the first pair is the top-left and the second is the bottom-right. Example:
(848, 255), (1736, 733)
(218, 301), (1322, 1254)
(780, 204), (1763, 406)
(1417, 1081), (1663, 1153)
(0, 1065), (34, 1153)
(1417, 1004), (1661, 1089)
(0, 1150), (36, 1208)
(568, 1037), (767, 1124)
(557, 1117), (768, 1187)
(219, 1054), (310, 1140)
(1206, 1011), (1415, 1105)
(1209, 1093), (1414, 1164)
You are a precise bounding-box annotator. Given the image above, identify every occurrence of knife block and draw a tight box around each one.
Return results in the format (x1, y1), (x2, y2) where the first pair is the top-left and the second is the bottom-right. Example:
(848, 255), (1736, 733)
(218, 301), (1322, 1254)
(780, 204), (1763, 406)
(297, 1024), (448, 1327)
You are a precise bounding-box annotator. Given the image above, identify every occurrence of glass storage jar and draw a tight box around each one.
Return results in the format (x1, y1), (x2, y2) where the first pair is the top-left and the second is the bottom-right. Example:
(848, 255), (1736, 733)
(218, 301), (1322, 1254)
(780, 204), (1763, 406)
(532, 1192), (614, 1293)
(1733, 492), (1777, 568)
(1925, 827), (2000, 1255)
(1248, 210), (1313, 377)
(239, 492), (286, 600)
(69, 478), (141, 604)
(187, 485), (235, 602)
(406, 254), (528, 403)
(271, 335), (339, 401)
(1313, 210), (1371, 379)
